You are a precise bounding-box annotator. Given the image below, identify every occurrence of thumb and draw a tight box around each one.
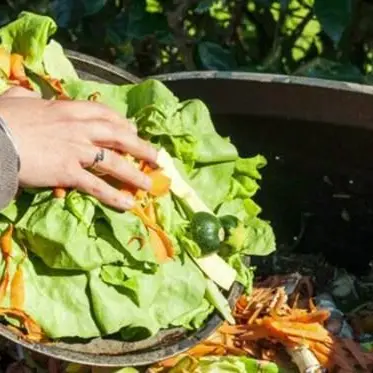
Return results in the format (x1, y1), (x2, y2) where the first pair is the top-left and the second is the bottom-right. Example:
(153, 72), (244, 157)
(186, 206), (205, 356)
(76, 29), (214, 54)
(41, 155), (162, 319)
(1, 86), (41, 98)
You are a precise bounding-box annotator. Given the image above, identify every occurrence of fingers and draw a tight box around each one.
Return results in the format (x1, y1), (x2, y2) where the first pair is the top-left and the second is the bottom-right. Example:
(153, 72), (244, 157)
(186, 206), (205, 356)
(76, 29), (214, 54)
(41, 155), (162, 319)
(73, 119), (157, 164)
(95, 132), (157, 164)
(48, 98), (156, 163)
(74, 169), (135, 211)
(79, 146), (152, 191)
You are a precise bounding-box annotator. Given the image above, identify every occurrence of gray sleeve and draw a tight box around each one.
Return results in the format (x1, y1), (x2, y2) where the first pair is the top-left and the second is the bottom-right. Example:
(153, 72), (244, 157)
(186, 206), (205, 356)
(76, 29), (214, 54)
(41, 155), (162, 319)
(0, 118), (19, 210)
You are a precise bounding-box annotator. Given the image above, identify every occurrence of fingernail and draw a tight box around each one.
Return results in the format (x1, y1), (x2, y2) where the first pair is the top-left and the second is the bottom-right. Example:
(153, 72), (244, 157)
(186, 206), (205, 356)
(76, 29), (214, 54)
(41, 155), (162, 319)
(143, 176), (152, 190)
(119, 195), (135, 210)
(146, 146), (158, 165)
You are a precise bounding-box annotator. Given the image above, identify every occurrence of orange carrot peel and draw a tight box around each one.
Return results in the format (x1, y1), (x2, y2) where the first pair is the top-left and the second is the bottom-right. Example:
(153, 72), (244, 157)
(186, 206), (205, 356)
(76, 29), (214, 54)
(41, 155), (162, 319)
(0, 226), (45, 342)
(42, 74), (70, 100)
(0, 224), (13, 303)
(121, 161), (174, 262)
(0, 307), (45, 341)
(131, 203), (174, 262)
(10, 253), (26, 310)
(9, 54), (32, 89)
(153, 277), (373, 373)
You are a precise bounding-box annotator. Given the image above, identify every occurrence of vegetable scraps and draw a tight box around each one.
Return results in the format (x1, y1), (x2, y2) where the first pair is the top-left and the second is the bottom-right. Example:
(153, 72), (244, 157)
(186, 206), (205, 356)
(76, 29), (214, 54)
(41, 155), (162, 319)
(0, 12), (275, 342)
(151, 275), (373, 373)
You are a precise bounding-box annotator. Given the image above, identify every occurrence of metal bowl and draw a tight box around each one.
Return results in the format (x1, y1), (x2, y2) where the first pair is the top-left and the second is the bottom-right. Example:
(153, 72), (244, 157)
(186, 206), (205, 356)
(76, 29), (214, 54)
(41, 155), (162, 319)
(0, 51), (245, 368)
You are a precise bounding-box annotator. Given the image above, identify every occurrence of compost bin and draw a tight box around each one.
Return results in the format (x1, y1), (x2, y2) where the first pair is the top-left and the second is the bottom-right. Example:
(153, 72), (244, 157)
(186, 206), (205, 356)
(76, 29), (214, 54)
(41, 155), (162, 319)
(152, 71), (373, 278)
(2, 53), (373, 371)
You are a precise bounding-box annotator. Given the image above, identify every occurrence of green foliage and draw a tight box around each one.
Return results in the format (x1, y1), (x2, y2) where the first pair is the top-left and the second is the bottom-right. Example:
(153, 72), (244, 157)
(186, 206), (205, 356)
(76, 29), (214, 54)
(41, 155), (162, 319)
(1, 0), (372, 82)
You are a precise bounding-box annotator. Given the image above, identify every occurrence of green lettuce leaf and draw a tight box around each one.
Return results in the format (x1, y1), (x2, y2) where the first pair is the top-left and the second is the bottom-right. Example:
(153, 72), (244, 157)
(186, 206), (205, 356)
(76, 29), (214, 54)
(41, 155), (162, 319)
(227, 155), (267, 200)
(227, 217), (275, 256)
(226, 254), (254, 292)
(0, 229), (100, 339)
(97, 202), (159, 266)
(168, 355), (280, 373)
(197, 356), (280, 373)
(128, 80), (237, 166)
(126, 79), (179, 118)
(0, 12), (57, 73)
(0, 192), (33, 223)
(217, 199), (261, 221)
(26, 69), (60, 98)
(189, 162), (235, 211)
(63, 80), (133, 118)
(96, 255), (209, 335)
(0, 222), (210, 339)
(43, 39), (79, 81)
(15, 191), (157, 270)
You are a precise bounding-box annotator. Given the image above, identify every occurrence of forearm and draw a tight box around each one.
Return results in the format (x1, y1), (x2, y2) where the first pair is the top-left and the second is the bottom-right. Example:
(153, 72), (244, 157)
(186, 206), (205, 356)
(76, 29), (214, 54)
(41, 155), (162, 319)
(0, 117), (19, 210)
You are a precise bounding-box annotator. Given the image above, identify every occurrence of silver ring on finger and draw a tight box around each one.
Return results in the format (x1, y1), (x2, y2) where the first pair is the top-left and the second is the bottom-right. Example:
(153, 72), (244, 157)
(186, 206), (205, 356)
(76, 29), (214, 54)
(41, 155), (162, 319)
(90, 148), (105, 170)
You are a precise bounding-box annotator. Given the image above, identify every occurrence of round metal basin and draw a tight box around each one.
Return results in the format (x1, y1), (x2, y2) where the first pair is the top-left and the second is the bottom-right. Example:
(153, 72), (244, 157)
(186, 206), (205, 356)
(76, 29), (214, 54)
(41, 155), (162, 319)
(0, 52), (243, 368)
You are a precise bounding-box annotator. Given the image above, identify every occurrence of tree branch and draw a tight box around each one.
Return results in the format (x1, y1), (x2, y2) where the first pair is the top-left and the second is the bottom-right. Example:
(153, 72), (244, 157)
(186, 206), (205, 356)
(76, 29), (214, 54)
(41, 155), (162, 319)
(243, 7), (277, 62)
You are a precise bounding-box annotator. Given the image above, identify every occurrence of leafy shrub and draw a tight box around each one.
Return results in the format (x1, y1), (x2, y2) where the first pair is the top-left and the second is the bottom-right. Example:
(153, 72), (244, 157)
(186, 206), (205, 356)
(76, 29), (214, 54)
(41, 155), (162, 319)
(1, 0), (372, 82)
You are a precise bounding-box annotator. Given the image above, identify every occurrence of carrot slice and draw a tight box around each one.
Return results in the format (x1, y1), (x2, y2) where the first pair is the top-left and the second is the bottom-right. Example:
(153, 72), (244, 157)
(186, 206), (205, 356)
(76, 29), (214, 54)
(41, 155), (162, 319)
(219, 324), (249, 334)
(148, 228), (169, 263)
(53, 188), (67, 199)
(188, 343), (226, 357)
(264, 318), (332, 344)
(144, 202), (157, 223)
(311, 348), (333, 369)
(131, 205), (174, 258)
(147, 169), (171, 197)
(9, 54), (32, 90)
(9, 54), (25, 78)
(0, 271), (10, 304)
(239, 329), (272, 341)
(158, 355), (185, 368)
(127, 163), (171, 198)
(307, 341), (335, 369)
(1, 224), (13, 258)
(279, 310), (330, 324)
(141, 202), (171, 262)
(0, 225), (13, 303)
(10, 263), (24, 310)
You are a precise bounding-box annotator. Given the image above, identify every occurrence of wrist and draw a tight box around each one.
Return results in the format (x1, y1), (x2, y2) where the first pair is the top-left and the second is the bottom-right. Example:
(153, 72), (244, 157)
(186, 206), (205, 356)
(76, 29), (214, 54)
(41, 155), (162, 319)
(0, 117), (20, 209)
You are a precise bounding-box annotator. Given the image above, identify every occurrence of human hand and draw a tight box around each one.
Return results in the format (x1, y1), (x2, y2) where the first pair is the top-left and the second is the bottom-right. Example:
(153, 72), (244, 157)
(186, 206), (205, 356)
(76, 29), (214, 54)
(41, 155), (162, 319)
(0, 87), (157, 210)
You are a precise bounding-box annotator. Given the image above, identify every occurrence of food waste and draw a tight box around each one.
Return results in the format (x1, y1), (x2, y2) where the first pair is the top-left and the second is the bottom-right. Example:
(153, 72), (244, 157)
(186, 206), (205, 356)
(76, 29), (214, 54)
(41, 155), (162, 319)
(1, 273), (372, 373)
(0, 11), (275, 343)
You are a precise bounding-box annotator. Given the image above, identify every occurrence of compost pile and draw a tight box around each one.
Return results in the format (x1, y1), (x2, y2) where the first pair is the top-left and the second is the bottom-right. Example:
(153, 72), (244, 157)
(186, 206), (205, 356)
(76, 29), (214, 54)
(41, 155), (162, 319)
(1, 265), (373, 372)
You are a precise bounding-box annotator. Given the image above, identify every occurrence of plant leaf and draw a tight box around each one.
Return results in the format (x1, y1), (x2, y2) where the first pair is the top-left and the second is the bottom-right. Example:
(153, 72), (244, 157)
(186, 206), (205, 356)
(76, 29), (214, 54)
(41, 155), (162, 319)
(197, 41), (236, 71)
(314, 0), (352, 46)
(294, 57), (363, 83)
(49, 0), (85, 28)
